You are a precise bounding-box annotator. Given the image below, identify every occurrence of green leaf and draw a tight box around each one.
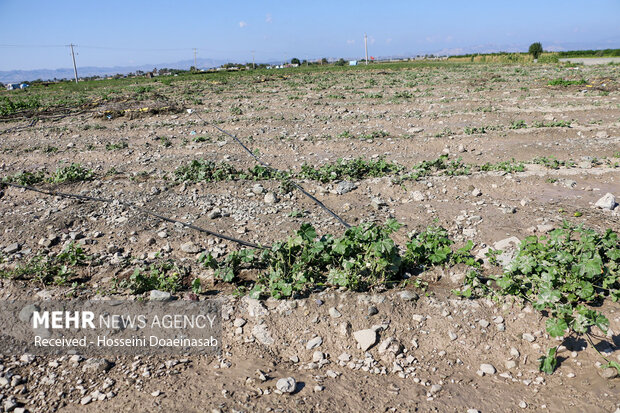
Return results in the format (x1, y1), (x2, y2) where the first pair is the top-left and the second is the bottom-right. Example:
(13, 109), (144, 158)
(538, 347), (558, 374)
(546, 318), (568, 337)
(603, 361), (620, 375)
(297, 223), (317, 243)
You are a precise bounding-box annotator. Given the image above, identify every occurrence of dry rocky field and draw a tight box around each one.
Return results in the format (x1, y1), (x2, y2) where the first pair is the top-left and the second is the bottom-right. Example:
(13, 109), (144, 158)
(0, 62), (619, 412)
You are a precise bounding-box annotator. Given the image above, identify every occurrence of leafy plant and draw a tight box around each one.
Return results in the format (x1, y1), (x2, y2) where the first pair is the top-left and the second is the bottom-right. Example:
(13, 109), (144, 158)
(49, 163), (94, 183)
(463, 222), (619, 374)
(118, 260), (185, 294)
(299, 157), (402, 183)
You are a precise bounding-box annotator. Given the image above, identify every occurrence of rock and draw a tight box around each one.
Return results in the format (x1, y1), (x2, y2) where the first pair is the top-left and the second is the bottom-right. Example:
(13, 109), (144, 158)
(398, 290), (419, 301)
(243, 296), (269, 317)
(314, 385), (325, 392)
(595, 193), (616, 210)
(368, 306), (379, 316)
(82, 358), (113, 373)
(478, 319), (490, 328)
(156, 230), (168, 238)
(600, 367), (618, 379)
(467, 410), (480, 413)
(505, 360), (517, 369)
(312, 351), (324, 362)
(264, 192), (279, 204)
(233, 318), (246, 327)
(180, 241), (201, 254)
(252, 184), (265, 194)
(378, 337), (403, 356)
(522, 333), (536, 342)
(80, 395), (92, 405)
(480, 363), (496, 375)
(329, 307), (342, 318)
(510, 347), (520, 358)
(411, 191), (425, 202)
(306, 336), (323, 350)
(252, 324), (274, 345)
(208, 208), (222, 219)
(430, 384), (442, 394)
(3, 243), (20, 254)
(472, 188), (482, 197)
(336, 181), (357, 195)
(20, 354), (35, 364)
(519, 401), (528, 409)
(448, 331), (458, 341)
(149, 290), (172, 301)
(408, 127), (424, 134)
(353, 329), (378, 351)
(370, 197), (386, 210)
(276, 377), (296, 393)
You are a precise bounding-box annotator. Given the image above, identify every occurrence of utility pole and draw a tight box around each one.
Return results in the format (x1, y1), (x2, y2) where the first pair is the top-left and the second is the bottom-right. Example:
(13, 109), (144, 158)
(69, 44), (79, 84)
(364, 33), (369, 65)
(251, 50), (255, 69)
(193, 48), (197, 69)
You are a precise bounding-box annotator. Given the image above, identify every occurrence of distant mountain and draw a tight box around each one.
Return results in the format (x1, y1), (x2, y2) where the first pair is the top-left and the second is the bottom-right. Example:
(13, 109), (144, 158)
(0, 58), (228, 84)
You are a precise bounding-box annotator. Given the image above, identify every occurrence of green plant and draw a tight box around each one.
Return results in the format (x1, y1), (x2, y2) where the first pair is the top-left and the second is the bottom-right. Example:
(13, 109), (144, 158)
(118, 260), (185, 294)
(299, 157), (402, 183)
(548, 79), (587, 87)
(105, 141), (128, 150)
(464, 223), (619, 374)
(2, 170), (46, 186)
(509, 120), (527, 129)
(49, 163), (94, 183)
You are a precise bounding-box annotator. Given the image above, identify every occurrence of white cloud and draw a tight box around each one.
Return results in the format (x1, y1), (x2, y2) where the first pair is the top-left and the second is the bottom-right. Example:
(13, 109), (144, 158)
(266, 13), (272, 23)
(239, 21), (247, 28)
(346, 39), (355, 45)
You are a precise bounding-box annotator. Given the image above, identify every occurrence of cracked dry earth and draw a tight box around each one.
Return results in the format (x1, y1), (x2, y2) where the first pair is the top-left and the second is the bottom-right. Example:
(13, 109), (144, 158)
(0, 62), (619, 412)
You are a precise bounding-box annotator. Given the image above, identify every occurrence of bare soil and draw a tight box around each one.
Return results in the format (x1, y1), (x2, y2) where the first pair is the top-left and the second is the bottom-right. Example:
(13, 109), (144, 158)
(0, 62), (619, 412)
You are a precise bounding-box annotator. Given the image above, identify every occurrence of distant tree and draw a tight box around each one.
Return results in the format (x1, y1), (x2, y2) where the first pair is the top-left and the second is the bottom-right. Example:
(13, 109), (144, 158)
(290, 57), (301, 65)
(321, 57), (328, 65)
(529, 42), (543, 59)
(334, 58), (346, 66)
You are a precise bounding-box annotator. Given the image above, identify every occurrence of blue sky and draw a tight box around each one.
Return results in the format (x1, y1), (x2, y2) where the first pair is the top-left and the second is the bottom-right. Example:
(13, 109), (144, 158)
(1, 0), (619, 70)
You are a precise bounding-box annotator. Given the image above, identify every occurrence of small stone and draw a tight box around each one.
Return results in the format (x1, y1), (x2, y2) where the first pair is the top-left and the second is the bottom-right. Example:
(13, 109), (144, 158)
(312, 351), (324, 362)
(430, 384), (442, 394)
(276, 377), (296, 393)
(306, 336), (323, 350)
(595, 193), (616, 210)
(510, 347), (520, 358)
(370, 197), (386, 210)
(252, 324), (274, 345)
(81, 395), (92, 405)
(208, 208), (222, 219)
(157, 230), (168, 238)
(519, 401), (528, 409)
(20, 354), (35, 364)
(336, 181), (357, 195)
(252, 184), (265, 194)
(264, 192), (279, 204)
(505, 360), (517, 369)
(478, 319), (490, 328)
(353, 329), (378, 351)
(467, 410), (480, 413)
(411, 191), (425, 202)
(472, 188), (482, 197)
(151, 390), (161, 397)
(600, 367), (618, 379)
(233, 318), (246, 327)
(3, 243), (20, 254)
(313, 385), (324, 392)
(448, 331), (457, 341)
(522, 333), (536, 343)
(479, 363), (496, 375)
(329, 307), (342, 318)
(398, 290), (419, 301)
(180, 241), (201, 254)
(82, 358), (113, 373)
(368, 306), (379, 316)
(149, 290), (172, 301)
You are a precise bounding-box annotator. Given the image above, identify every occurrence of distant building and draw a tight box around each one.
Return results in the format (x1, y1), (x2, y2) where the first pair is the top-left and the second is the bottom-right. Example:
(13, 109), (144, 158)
(349, 60), (358, 66)
(5, 83), (29, 90)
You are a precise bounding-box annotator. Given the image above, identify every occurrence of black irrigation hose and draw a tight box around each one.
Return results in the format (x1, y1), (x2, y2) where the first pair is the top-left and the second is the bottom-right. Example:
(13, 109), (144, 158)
(1, 182), (265, 249)
(191, 111), (351, 229)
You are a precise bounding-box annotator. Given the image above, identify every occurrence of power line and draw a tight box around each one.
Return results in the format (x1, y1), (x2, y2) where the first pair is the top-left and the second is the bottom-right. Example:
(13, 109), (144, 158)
(191, 111), (351, 229)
